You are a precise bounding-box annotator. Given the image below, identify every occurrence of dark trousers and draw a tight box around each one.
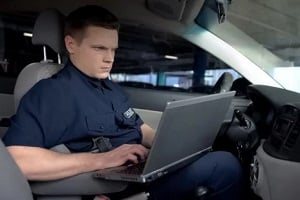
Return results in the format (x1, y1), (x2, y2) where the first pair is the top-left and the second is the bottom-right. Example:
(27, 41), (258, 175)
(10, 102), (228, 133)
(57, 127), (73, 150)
(147, 151), (243, 200)
(105, 151), (243, 200)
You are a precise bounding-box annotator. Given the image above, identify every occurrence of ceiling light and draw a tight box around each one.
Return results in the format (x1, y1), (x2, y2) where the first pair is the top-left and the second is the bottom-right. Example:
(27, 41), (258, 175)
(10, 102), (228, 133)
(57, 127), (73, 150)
(23, 32), (33, 37)
(164, 55), (178, 60)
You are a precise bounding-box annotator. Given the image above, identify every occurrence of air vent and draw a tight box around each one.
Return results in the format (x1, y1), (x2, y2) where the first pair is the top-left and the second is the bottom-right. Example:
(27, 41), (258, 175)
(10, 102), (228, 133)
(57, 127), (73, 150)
(270, 136), (282, 149)
(264, 103), (300, 162)
(284, 123), (300, 148)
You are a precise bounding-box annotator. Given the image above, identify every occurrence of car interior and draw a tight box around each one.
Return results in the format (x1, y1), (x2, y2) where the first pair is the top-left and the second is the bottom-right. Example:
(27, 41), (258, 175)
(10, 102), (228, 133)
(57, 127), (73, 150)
(1, 0), (300, 200)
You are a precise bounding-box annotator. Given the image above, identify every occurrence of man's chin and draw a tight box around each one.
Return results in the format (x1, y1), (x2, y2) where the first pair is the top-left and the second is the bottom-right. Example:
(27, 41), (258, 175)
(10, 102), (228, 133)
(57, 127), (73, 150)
(95, 73), (110, 79)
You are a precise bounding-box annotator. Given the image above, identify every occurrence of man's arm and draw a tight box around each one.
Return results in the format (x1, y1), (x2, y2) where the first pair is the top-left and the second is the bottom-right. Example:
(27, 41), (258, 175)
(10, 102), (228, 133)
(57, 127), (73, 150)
(140, 123), (155, 148)
(7, 144), (149, 181)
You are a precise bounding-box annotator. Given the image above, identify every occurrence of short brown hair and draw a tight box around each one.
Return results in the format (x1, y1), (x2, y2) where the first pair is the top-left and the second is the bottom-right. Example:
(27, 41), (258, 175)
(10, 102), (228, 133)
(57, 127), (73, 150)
(65, 5), (120, 42)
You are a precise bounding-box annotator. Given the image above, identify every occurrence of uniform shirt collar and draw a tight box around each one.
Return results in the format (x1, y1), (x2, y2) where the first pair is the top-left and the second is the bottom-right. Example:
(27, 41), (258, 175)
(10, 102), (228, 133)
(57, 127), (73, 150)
(66, 59), (112, 90)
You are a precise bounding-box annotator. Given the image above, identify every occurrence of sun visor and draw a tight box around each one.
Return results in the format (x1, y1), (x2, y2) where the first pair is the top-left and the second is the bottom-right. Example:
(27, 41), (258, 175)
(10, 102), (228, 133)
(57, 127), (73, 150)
(146, 0), (188, 21)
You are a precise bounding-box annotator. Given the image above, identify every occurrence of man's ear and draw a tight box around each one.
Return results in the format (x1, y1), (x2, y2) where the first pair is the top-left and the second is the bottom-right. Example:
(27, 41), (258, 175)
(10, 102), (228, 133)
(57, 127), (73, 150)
(65, 35), (77, 54)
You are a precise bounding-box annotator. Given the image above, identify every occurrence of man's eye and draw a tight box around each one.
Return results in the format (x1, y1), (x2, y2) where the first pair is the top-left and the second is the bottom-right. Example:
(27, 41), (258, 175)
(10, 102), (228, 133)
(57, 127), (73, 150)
(93, 47), (105, 51)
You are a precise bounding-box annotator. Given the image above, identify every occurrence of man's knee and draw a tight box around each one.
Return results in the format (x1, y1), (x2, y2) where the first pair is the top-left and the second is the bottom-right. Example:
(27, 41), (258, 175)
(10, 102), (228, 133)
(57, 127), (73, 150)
(184, 151), (242, 187)
(203, 151), (243, 200)
(209, 151), (242, 183)
(146, 151), (243, 200)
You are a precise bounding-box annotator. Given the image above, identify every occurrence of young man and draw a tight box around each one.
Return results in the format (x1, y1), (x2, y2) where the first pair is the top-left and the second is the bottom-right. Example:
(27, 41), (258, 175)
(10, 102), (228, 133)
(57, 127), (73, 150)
(3, 5), (243, 200)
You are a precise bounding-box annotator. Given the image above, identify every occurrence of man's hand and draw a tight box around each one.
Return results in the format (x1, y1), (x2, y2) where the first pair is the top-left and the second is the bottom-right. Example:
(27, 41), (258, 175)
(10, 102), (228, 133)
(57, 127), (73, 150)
(97, 144), (149, 169)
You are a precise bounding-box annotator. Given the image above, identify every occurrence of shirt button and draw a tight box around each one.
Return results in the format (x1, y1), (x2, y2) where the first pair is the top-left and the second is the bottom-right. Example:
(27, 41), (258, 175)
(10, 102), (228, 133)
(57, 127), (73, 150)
(99, 125), (104, 130)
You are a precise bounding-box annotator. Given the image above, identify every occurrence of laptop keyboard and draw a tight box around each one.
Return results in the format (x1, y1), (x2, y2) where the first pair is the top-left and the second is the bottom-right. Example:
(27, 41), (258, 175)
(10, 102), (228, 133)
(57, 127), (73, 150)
(116, 161), (146, 175)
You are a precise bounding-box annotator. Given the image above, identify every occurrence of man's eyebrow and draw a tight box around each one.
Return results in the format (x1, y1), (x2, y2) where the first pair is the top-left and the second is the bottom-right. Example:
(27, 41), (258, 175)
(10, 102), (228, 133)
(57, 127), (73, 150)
(90, 44), (107, 49)
(90, 45), (118, 50)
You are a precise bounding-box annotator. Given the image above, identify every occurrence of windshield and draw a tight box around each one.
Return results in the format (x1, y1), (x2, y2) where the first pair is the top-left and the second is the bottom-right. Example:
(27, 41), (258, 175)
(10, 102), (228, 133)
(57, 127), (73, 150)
(227, 0), (300, 93)
(194, 0), (299, 93)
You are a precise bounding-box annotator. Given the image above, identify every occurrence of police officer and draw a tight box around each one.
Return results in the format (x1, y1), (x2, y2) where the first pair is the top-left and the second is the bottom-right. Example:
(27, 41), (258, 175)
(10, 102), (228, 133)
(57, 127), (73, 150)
(3, 5), (243, 200)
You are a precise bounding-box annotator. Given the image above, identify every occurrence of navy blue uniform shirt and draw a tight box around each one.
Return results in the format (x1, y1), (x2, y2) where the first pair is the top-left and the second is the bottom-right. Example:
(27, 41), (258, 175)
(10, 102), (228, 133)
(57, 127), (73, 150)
(3, 60), (144, 152)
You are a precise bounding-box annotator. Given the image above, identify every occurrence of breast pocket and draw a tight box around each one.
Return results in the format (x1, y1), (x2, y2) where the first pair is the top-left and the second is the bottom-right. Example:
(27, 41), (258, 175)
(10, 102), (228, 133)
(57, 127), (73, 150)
(85, 113), (117, 136)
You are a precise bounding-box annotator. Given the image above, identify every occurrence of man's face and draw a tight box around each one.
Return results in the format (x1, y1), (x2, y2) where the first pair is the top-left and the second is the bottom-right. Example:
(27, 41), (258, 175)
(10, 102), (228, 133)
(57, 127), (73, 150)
(65, 26), (118, 79)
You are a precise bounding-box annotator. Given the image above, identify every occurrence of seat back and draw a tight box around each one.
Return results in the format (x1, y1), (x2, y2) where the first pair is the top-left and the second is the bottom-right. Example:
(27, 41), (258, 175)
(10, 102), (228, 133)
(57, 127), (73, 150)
(0, 139), (33, 200)
(14, 9), (65, 110)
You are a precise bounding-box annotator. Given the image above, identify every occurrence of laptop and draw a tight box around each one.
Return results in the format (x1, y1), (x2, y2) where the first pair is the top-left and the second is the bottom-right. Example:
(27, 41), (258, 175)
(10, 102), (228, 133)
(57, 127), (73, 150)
(93, 91), (235, 183)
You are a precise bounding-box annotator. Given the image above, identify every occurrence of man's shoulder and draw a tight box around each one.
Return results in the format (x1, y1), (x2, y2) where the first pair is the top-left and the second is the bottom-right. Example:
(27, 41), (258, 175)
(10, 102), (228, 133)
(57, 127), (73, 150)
(32, 77), (65, 93)
(23, 74), (71, 104)
(18, 77), (72, 113)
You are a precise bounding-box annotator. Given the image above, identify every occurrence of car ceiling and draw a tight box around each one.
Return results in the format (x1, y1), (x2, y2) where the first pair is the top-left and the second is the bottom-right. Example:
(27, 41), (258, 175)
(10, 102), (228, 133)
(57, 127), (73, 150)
(228, 0), (300, 65)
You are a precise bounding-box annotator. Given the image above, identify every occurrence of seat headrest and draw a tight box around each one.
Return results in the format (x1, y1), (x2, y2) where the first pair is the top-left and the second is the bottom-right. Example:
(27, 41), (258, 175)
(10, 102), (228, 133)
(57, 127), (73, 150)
(32, 9), (66, 54)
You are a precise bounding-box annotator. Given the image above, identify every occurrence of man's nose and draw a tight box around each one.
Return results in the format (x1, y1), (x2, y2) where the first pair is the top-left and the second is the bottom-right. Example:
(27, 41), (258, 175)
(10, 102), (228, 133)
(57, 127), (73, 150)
(104, 50), (114, 63)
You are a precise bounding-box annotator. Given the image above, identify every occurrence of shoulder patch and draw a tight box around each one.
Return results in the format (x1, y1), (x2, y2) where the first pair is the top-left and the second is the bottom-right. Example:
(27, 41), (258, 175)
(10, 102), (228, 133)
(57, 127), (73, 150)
(123, 108), (135, 118)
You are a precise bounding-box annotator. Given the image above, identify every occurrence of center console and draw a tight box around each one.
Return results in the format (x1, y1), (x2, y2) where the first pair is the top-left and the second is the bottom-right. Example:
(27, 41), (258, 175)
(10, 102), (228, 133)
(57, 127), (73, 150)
(263, 103), (300, 162)
(250, 103), (300, 200)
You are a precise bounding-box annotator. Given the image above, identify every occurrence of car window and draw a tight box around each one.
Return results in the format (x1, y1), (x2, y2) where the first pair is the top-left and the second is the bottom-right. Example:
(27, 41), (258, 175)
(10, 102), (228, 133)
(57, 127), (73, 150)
(111, 24), (242, 94)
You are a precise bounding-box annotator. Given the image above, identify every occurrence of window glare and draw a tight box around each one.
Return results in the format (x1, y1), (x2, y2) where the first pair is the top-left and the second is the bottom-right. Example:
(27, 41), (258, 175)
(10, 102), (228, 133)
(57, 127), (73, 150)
(111, 68), (240, 90)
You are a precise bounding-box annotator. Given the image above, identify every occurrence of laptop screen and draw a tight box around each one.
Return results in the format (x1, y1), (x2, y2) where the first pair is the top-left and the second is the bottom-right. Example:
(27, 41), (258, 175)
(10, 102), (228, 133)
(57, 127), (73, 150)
(143, 91), (235, 174)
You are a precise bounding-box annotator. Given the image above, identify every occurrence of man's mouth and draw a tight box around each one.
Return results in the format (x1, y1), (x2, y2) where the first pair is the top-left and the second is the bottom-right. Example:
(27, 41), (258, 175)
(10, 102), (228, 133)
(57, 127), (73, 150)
(100, 67), (111, 72)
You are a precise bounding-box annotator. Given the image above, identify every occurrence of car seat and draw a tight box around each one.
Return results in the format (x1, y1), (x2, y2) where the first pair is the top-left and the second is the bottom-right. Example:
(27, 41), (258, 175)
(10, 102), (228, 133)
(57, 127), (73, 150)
(13, 8), (65, 110)
(0, 139), (34, 200)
